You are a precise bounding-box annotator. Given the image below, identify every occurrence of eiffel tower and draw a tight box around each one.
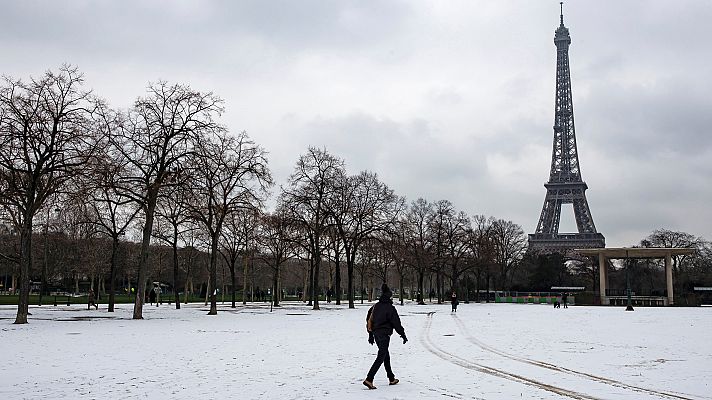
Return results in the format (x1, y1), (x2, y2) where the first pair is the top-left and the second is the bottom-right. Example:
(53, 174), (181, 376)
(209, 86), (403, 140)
(528, 3), (605, 253)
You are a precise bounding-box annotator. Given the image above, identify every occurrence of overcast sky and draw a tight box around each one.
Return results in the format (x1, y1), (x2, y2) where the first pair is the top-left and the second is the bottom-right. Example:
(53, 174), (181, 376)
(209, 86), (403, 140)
(2, 0), (710, 247)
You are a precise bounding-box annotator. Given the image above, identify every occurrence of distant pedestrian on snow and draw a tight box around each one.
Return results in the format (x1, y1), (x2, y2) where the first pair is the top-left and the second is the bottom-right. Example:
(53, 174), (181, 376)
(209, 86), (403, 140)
(363, 284), (407, 390)
(87, 289), (98, 310)
(149, 286), (156, 305)
(326, 287), (333, 303)
(562, 292), (568, 308)
(451, 291), (458, 312)
(429, 288), (435, 302)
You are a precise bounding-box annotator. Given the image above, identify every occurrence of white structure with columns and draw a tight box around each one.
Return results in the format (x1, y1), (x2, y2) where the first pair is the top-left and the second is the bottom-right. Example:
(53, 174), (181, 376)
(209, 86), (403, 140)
(577, 247), (695, 306)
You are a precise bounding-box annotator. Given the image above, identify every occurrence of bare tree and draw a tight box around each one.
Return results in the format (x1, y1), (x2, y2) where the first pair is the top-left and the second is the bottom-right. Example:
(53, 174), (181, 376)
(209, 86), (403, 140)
(323, 226), (344, 304)
(490, 219), (528, 290)
(468, 215), (495, 302)
(643, 229), (705, 297)
(402, 198), (434, 305)
(220, 205), (259, 307)
(281, 147), (344, 310)
(429, 200), (453, 303)
(387, 221), (411, 306)
(186, 131), (271, 315)
(87, 158), (140, 312)
(0, 66), (98, 324)
(329, 170), (404, 308)
(442, 210), (472, 293)
(109, 81), (223, 319)
(257, 207), (296, 307)
(153, 182), (194, 310)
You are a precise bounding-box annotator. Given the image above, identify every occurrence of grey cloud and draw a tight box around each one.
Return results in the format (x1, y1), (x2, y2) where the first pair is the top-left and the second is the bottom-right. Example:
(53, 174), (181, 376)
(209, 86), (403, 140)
(2, 1), (710, 246)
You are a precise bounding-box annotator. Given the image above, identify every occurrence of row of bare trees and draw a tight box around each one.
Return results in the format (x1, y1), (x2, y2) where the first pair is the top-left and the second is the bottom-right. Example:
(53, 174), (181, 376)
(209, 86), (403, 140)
(274, 147), (531, 310)
(0, 66), (271, 323)
(0, 66), (530, 324)
(4, 66), (708, 325)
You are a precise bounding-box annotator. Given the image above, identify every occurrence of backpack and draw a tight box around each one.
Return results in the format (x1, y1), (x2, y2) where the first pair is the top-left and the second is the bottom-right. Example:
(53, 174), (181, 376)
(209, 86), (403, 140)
(366, 304), (376, 332)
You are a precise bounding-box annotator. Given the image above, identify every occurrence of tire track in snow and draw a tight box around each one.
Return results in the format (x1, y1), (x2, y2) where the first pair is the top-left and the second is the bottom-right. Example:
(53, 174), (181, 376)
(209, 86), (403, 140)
(452, 314), (702, 400)
(421, 312), (602, 400)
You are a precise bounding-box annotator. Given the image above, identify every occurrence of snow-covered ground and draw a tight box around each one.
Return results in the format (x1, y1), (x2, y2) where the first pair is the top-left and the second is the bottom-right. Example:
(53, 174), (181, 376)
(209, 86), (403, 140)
(1, 301), (710, 399)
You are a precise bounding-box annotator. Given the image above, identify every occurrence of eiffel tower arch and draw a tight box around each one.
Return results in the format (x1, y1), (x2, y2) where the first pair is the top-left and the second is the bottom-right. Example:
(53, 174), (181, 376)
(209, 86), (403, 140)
(528, 4), (605, 254)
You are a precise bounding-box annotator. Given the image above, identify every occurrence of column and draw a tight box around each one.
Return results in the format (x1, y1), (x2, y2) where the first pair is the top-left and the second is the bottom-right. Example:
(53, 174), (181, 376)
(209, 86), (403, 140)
(665, 252), (674, 305)
(598, 254), (607, 305)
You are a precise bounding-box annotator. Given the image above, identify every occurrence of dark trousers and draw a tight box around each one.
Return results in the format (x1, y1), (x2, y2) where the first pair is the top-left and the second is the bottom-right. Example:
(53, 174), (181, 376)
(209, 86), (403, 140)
(367, 334), (395, 381)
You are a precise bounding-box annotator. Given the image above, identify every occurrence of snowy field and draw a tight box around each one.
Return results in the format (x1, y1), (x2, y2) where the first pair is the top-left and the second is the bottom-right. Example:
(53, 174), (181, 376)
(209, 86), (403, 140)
(1, 301), (710, 400)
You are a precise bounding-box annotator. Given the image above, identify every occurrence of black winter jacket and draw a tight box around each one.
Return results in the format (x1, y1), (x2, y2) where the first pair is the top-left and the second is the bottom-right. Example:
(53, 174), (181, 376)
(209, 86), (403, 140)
(366, 295), (406, 338)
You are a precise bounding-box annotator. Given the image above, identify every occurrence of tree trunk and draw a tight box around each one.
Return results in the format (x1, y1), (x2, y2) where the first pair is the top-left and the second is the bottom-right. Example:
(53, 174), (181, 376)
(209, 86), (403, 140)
(277, 268), (282, 304)
(204, 279), (210, 306)
(133, 195), (157, 319)
(39, 231), (48, 307)
(436, 270), (443, 304)
(172, 240), (180, 310)
(485, 272), (490, 303)
(313, 259), (321, 309)
(272, 263), (280, 307)
(417, 269), (425, 305)
(399, 271), (404, 306)
(242, 253), (248, 305)
(464, 274), (469, 304)
(476, 271), (481, 302)
(14, 217), (33, 324)
(360, 271), (364, 304)
(335, 255), (341, 305)
(108, 237), (118, 312)
(184, 275), (191, 304)
(307, 258), (314, 307)
(347, 259), (355, 309)
(229, 260), (236, 308)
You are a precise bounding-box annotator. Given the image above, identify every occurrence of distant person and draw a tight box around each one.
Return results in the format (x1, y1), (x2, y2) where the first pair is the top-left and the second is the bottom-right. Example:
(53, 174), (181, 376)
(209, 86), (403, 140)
(451, 291), (458, 312)
(429, 288), (435, 302)
(562, 292), (568, 308)
(363, 284), (407, 390)
(155, 285), (162, 306)
(326, 287), (333, 303)
(554, 300), (561, 308)
(87, 289), (98, 310)
(149, 286), (156, 305)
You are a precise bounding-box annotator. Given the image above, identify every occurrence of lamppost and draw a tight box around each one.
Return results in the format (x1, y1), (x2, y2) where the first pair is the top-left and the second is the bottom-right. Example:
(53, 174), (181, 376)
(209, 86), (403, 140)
(625, 250), (634, 311)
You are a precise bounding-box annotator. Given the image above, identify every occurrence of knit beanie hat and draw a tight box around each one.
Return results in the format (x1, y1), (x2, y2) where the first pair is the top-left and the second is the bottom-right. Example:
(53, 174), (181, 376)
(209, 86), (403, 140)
(381, 283), (392, 298)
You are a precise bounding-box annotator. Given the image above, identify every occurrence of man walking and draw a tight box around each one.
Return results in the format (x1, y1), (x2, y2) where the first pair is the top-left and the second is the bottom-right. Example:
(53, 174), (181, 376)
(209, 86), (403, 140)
(363, 284), (407, 390)
(87, 289), (98, 310)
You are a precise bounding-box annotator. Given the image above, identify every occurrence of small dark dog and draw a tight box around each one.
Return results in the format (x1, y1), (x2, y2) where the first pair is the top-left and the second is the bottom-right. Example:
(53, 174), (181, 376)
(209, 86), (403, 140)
(553, 301), (561, 308)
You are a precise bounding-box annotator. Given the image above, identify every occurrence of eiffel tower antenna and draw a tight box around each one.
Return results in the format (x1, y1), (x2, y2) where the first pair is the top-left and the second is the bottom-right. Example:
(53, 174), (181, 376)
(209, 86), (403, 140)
(528, 4), (605, 254)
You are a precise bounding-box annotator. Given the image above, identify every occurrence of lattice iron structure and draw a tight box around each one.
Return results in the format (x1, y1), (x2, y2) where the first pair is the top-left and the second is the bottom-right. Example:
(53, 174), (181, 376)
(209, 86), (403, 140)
(529, 4), (605, 253)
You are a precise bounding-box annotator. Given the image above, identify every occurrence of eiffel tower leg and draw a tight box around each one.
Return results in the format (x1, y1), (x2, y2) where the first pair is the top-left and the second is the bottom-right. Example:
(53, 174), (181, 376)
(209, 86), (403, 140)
(573, 195), (596, 233)
(536, 196), (562, 235)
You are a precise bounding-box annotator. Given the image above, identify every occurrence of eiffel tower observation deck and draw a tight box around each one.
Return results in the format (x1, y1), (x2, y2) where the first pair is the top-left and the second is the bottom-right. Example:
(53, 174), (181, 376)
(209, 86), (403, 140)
(529, 3), (605, 254)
